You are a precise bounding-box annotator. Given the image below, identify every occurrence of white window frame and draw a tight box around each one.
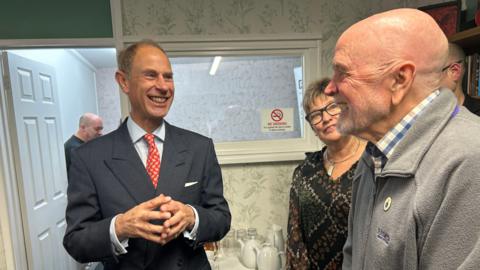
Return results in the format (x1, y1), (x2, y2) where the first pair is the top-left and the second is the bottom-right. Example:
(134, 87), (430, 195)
(120, 37), (323, 164)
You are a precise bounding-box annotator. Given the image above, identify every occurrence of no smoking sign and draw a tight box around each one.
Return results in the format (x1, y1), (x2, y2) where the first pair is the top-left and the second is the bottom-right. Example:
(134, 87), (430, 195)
(261, 108), (293, 132)
(271, 109), (284, 122)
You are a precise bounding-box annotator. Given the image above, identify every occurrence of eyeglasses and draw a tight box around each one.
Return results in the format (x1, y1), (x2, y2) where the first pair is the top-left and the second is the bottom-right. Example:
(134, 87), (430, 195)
(305, 102), (341, 125)
(441, 60), (463, 72)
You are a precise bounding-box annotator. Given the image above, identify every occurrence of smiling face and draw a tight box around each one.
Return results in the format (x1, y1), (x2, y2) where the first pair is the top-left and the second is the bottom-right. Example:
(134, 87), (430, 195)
(325, 9), (449, 142)
(325, 38), (392, 138)
(116, 45), (174, 132)
(308, 96), (344, 144)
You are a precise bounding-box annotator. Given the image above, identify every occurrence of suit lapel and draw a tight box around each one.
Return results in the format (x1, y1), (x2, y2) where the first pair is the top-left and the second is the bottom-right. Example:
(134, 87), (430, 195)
(156, 122), (190, 200)
(104, 121), (156, 204)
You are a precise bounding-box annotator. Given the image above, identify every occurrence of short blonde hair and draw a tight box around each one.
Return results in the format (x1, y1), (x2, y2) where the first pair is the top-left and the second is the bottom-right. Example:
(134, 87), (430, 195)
(302, 78), (330, 114)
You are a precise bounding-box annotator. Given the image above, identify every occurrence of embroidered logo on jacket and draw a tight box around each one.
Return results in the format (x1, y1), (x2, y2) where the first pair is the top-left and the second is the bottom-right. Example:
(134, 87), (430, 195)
(376, 227), (390, 246)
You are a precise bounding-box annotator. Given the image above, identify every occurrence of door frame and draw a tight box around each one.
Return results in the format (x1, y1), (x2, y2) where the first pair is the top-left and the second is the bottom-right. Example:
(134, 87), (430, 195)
(0, 38), (116, 270)
(0, 0), (121, 268)
(0, 56), (27, 270)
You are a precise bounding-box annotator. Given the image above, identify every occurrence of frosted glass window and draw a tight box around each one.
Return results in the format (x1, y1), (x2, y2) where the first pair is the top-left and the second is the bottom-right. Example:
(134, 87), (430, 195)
(166, 55), (304, 143)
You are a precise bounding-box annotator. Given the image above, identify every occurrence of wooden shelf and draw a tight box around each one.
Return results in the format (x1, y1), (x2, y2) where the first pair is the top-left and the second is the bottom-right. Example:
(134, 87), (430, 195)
(449, 26), (480, 54)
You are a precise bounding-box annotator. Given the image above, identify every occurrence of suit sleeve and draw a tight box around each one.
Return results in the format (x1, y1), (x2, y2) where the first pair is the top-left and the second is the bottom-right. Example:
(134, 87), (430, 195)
(190, 139), (231, 247)
(63, 150), (115, 263)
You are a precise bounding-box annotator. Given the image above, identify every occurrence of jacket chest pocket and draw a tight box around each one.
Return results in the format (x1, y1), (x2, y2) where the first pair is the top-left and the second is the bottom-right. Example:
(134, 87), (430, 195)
(181, 182), (202, 204)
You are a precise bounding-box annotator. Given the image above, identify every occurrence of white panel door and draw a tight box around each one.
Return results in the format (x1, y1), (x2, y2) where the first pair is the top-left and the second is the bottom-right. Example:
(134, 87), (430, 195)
(2, 52), (77, 270)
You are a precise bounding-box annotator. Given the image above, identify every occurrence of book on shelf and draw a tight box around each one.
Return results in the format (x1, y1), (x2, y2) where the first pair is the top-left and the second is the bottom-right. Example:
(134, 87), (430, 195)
(465, 53), (480, 97)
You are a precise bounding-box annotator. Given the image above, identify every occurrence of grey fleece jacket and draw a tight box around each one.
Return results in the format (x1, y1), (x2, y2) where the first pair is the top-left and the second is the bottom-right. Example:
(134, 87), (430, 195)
(343, 89), (480, 270)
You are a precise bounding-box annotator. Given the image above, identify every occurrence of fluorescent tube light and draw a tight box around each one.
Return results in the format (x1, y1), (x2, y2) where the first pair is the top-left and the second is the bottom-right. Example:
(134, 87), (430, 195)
(209, 56), (222, 75)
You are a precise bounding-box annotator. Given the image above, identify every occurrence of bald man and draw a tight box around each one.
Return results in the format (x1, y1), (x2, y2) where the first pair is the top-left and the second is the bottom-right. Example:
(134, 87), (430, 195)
(440, 42), (480, 116)
(325, 8), (480, 269)
(64, 112), (103, 172)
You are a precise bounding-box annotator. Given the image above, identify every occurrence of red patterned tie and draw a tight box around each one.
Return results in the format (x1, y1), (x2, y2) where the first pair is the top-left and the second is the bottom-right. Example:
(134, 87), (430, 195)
(144, 134), (160, 188)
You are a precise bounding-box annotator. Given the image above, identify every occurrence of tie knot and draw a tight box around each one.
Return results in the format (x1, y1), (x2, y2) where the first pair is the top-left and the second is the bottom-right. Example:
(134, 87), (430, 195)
(144, 133), (155, 146)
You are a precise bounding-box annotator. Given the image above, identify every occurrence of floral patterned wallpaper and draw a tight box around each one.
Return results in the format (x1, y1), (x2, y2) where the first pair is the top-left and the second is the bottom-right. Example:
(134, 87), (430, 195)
(121, 0), (448, 77)
(222, 161), (297, 240)
(120, 0), (451, 242)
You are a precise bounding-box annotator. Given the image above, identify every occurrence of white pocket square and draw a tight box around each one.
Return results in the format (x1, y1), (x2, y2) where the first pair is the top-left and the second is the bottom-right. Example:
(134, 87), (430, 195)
(184, 181), (198, 187)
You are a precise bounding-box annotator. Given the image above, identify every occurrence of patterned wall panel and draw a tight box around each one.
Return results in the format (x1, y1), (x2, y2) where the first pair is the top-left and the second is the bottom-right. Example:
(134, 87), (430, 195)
(122, 0), (451, 77)
(222, 161), (298, 239)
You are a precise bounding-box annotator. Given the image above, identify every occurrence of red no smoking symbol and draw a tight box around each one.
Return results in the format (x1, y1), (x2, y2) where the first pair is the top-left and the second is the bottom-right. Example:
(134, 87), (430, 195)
(271, 109), (283, 122)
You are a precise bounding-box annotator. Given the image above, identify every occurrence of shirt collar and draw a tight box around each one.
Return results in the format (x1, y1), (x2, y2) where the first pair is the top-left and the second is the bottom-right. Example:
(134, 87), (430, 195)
(366, 142), (386, 176)
(126, 117), (165, 143)
(375, 90), (439, 160)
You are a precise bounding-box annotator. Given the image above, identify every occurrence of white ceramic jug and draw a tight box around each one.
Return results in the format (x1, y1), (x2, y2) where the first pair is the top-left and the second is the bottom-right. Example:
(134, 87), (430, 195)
(238, 236), (261, 269)
(256, 242), (282, 270)
(266, 224), (285, 253)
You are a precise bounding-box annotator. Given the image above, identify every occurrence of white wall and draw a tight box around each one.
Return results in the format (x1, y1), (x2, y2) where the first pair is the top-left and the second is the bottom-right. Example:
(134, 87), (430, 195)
(96, 68), (121, 135)
(8, 49), (98, 142)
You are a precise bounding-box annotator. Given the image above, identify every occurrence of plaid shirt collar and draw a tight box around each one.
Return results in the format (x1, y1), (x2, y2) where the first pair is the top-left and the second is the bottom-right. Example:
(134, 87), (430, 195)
(368, 90), (440, 175)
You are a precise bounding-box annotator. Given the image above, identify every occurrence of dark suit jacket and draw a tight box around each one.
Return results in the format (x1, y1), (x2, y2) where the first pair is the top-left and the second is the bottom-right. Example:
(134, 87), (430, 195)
(63, 120), (231, 270)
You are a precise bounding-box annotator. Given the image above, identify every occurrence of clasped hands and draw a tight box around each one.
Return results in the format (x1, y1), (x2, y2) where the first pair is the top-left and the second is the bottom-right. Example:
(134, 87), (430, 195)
(115, 194), (196, 245)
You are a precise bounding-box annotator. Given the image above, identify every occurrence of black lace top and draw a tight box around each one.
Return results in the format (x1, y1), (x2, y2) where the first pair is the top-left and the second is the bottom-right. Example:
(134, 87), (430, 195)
(286, 148), (357, 270)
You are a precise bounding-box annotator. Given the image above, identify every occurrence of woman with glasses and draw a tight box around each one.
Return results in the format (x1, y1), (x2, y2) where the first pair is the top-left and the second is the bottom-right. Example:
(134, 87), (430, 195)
(286, 78), (366, 270)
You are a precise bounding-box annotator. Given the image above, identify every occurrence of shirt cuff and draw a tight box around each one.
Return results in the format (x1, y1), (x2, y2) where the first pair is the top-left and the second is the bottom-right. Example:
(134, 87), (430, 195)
(110, 215), (129, 255)
(183, 205), (199, 240)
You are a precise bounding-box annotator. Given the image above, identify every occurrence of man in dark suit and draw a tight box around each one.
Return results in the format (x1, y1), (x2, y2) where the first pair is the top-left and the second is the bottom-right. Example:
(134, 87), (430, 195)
(63, 40), (231, 270)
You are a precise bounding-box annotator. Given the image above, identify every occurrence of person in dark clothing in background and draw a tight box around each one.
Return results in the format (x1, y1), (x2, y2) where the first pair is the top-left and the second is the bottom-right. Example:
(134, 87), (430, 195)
(440, 42), (480, 116)
(64, 112), (103, 171)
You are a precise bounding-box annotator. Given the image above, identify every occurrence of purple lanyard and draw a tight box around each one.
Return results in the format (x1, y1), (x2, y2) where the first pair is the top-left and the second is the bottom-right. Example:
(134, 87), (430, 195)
(451, 105), (460, 118)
